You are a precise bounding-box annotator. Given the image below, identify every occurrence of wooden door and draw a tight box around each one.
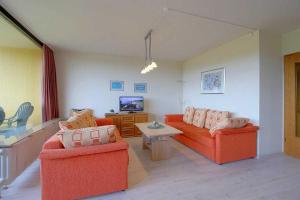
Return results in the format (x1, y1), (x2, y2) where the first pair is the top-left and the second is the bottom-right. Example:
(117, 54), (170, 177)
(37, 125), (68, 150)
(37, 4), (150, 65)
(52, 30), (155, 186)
(284, 52), (300, 158)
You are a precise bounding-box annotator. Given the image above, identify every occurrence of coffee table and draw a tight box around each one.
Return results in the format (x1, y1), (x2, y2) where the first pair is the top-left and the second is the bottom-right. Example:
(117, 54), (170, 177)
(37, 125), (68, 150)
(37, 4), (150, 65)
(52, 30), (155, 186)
(135, 122), (182, 161)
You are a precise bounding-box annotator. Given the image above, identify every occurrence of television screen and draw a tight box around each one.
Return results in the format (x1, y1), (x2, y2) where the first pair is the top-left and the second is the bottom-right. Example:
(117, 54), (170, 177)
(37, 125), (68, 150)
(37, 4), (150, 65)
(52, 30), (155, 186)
(119, 96), (144, 112)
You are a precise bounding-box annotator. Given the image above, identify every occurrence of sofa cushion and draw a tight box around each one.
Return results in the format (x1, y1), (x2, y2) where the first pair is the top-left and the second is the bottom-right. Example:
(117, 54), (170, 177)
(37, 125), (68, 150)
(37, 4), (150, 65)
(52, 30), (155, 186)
(183, 106), (195, 124)
(166, 122), (189, 130)
(59, 111), (97, 130)
(168, 122), (215, 148)
(57, 125), (117, 149)
(209, 118), (250, 135)
(204, 110), (231, 129)
(181, 126), (215, 148)
(192, 108), (208, 128)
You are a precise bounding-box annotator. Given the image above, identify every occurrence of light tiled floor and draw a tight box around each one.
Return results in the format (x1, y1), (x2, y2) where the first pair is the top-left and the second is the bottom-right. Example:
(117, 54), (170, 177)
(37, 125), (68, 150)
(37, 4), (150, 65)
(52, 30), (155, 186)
(3, 137), (300, 200)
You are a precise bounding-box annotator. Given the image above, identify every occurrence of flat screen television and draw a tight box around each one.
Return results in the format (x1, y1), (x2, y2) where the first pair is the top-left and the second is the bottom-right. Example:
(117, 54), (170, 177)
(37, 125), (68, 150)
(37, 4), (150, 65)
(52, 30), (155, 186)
(119, 96), (144, 112)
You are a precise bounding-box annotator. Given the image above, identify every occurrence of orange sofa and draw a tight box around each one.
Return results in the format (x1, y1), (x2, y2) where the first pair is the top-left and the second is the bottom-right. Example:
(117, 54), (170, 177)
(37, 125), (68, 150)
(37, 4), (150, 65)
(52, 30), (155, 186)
(165, 114), (258, 164)
(39, 118), (129, 200)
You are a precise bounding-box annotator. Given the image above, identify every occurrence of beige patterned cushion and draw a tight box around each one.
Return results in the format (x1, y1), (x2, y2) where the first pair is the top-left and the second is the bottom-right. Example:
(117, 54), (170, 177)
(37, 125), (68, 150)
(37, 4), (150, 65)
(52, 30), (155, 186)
(183, 106), (195, 124)
(192, 108), (208, 128)
(57, 125), (117, 149)
(204, 110), (231, 129)
(59, 111), (97, 130)
(209, 118), (249, 135)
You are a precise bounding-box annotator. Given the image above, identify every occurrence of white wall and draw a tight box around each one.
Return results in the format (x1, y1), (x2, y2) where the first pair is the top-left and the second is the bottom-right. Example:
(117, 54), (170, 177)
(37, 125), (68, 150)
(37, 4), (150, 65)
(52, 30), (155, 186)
(282, 28), (300, 55)
(259, 30), (283, 155)
(55, 51), (182, 121)
(182, 30), (284, 156)
(182, 32), (260, 124)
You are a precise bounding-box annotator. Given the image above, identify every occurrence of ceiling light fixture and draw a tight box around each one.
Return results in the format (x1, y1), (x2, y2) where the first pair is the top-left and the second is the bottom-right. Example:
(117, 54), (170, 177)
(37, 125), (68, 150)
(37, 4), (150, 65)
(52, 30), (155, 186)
(141, 29), (158, 74)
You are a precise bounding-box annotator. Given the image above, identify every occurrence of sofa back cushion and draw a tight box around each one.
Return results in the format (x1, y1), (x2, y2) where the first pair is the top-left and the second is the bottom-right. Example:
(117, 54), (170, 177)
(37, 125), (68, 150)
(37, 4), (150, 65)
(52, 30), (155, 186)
(192, 108), (208, 128)
(209, 118), (249, 135)
(59, 110), (97, 130)
(183, 106), (195, 124)
(204, 110), (231, 129)
(57, 125), (117, 149)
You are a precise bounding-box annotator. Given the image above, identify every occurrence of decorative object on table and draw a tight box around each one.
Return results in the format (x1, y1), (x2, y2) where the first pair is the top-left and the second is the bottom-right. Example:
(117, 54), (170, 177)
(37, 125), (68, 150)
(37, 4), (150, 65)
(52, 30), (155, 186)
(134, 83), (147, 93)
(2, 102), (34, 128)
(110, 80), (124, 91)
(200, 67), (225, 94)
(140, 29), (159, 74)
(147, 121), (164, 129)
(0, 106), (5, 126)
(109, 109), (115, 113)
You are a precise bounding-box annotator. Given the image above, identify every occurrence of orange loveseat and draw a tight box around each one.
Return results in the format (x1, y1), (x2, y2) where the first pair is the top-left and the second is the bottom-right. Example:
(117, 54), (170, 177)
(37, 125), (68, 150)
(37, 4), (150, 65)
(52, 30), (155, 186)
(165, 114), (258, 164)
(39, 118), (129, 200)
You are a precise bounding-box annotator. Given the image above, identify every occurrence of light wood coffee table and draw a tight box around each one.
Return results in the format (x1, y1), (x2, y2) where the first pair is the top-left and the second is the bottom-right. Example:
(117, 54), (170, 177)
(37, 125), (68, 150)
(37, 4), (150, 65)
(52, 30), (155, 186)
(135, 122), (182, 161)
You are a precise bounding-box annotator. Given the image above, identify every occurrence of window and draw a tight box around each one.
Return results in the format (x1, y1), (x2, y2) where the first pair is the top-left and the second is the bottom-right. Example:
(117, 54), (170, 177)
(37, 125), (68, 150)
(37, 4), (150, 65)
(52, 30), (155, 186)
(0, 14), (42, 146)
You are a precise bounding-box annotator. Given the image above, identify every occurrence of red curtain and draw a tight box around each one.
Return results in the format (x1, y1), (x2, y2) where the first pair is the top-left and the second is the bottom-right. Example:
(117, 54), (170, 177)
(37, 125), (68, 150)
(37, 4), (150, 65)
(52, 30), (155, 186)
(42, 45), (59, 122)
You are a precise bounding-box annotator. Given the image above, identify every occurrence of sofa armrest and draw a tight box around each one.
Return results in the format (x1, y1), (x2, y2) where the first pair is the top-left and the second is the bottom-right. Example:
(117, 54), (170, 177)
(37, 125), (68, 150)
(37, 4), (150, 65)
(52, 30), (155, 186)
(214, 124), (258, 164)
(96, 118), (113, 126)
(42, 134), (64, 149)
(40, 140), (128, 160)
(214, 123), (258, 136)
(164, 114), (184, 123)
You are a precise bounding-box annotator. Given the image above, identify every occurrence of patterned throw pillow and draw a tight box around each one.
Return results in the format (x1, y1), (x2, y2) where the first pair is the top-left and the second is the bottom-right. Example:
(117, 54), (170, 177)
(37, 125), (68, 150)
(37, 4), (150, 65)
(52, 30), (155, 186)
(57, 125), (117, 149)
(183, 106), (195, 124)
(209, 118), (250, 136)
(59, 111), (97, 130)
(192, 108), (208, 128)
(204, 110), (231, 129)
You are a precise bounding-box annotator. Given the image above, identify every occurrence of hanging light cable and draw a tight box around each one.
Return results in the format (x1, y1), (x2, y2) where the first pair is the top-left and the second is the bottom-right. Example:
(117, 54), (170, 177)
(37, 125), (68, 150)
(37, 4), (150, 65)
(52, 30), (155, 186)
(141, 35), (148, 74)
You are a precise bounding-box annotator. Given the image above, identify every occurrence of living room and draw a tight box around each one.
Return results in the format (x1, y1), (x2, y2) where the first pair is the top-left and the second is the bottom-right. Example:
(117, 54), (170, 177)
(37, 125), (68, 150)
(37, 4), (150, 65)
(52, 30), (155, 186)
(1, 0), (300, 200)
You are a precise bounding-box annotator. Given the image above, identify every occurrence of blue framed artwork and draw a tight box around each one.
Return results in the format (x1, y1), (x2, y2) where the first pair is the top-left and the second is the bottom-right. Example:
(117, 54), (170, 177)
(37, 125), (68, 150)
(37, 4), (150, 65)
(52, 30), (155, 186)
(110, 80), (124, 91)
(200, 67), (225, 94)
(134, 83), (147, 93)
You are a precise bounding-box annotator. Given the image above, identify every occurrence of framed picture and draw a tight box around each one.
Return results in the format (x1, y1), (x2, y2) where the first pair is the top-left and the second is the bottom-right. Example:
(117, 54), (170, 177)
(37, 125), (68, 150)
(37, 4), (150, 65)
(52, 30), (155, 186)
(200, 67), (225, 94)
(134, 83), (147, 93)
(110, 80), (124, 91)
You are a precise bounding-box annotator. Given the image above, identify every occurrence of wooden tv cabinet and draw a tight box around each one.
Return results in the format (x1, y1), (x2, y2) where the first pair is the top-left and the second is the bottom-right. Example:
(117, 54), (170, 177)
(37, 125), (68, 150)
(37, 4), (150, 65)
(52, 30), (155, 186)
(105, 112), (148, 137)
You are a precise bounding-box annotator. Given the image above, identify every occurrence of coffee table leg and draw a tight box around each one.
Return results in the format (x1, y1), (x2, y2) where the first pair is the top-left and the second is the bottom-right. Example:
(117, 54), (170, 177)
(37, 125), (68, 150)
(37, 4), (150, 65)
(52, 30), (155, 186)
(151, 136), (171, 161)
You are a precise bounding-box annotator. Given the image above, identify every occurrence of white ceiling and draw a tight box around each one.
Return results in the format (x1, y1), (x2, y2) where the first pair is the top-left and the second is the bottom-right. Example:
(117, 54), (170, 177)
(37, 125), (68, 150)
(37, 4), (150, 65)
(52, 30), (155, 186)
(0, 15), (39, 49)
(1, 0), (300, 61)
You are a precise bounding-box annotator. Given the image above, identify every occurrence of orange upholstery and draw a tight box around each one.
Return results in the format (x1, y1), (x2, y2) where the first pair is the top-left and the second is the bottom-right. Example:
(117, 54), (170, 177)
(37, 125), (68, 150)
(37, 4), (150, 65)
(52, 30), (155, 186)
(165, 115), (258, 164)
(164, 114), (184, 123)
(40, 127), (128, 200)
(173, 134), (215, 161)
(95, 118), (113, 126)
(181, 127), (215, 148)
(215, 125), (257, 164)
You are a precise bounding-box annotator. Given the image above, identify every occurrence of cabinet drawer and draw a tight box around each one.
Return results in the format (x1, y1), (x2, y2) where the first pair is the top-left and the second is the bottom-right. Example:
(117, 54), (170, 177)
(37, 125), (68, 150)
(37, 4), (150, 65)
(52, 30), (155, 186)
(121, 128), (134, 137)
(135, 115), (148, 123)
(121, 122), (134, 129)
(121, 116), (134, 122)
(107, 117), (121, 126)
(135, 127), (142, 136)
